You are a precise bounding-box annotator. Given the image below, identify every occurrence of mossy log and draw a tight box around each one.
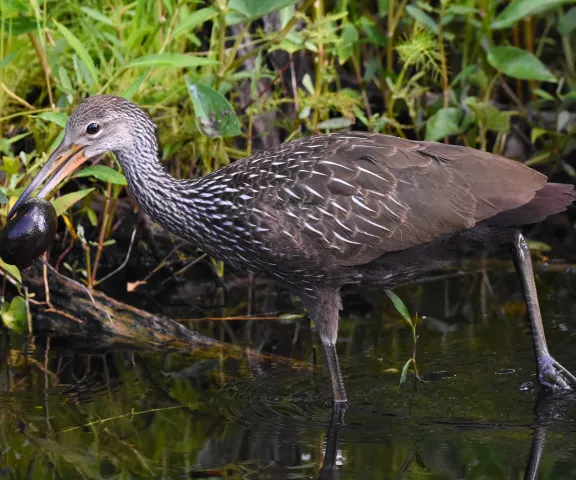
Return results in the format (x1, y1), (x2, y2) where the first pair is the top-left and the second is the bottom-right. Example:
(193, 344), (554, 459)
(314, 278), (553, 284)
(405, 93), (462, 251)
(22, 264), (219, 351)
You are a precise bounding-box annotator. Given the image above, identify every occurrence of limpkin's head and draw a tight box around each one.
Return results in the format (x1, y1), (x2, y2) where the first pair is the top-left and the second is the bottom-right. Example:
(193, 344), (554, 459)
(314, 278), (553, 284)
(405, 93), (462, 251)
(9, 95), (155, 218)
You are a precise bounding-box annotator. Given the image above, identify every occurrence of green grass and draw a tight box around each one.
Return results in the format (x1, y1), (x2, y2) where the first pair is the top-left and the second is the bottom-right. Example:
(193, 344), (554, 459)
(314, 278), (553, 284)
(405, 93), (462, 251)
(0, 0), (574, 285)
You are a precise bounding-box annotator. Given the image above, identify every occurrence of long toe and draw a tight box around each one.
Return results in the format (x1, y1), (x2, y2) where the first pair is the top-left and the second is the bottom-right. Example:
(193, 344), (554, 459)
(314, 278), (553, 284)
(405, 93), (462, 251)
(539, 355), (576, 392)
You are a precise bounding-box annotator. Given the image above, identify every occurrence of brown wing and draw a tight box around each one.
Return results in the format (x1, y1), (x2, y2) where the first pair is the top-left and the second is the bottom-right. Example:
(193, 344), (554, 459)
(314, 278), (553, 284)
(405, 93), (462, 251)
(250, 132), (546, 268)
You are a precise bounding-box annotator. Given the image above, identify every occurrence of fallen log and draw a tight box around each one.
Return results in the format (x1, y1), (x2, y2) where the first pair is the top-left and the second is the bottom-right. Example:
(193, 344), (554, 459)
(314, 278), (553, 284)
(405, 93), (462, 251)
(22, 263), (220, 351)
(18, 264), (313, 371)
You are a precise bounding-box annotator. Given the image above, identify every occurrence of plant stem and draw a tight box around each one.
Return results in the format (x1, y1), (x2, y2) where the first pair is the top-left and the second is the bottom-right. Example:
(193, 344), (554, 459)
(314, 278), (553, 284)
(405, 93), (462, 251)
(311, 0), (325, 129)
(437, 2), (449, 110)
(91, 182), (113, 284)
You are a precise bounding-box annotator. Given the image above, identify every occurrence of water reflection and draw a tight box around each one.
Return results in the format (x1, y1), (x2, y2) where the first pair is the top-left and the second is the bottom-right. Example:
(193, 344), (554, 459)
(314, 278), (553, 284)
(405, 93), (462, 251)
(0, 266), (574, 477)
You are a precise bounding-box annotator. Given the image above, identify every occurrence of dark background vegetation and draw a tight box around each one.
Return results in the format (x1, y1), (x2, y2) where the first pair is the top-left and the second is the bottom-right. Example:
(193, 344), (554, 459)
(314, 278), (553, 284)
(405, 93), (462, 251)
(0, 0), (575, 477)
(0, 0), (575, 296)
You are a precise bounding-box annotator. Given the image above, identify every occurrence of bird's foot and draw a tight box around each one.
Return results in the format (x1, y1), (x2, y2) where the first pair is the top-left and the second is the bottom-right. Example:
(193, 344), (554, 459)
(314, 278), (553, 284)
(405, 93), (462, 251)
(538, 354), (576, 392)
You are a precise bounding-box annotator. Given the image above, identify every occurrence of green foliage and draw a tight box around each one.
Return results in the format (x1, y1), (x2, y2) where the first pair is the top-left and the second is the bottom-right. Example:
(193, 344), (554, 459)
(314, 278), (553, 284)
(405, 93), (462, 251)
(487, 46), (557, 82)
(492, 0), (576, 30)
(0, 0), (574, 287)
(385, 289), (419, 384)
(185, 76), (241, 138)
(0, 295), (27, 334)
(51, 188), (95, 216)
(227, 0), (296, 24)
(385, 289), (413, 327)
(125, 53), (218, 69)
(0, 258), (21, 282)
(465, 97), (511, 134)
(74, 165), (127, 185)
(425, 107), (462, 141)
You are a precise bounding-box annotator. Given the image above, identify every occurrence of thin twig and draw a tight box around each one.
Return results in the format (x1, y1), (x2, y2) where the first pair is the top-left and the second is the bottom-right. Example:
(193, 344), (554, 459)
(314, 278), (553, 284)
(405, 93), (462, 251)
(239, 56), (296, 114)
(24, 286), (34, 347)
(96, 228), (137, 286)
(28, 33), (54, 107)
(178, 314), (281, 322)
(43, 253), (51, 307)
(160, 253), (208, 285)
(0, 82), (34, 109)
(91, 182), (114, 284)
(43, 261), (114, 324)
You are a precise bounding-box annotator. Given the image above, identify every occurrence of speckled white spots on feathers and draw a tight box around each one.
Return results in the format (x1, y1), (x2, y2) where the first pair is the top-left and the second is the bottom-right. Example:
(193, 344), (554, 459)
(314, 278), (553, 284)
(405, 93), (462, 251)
(69, 101), (546, 290)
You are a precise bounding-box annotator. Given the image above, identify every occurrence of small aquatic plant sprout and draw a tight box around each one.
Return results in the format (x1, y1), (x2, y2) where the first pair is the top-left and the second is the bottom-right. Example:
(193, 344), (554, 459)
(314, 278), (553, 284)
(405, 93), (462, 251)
(11, 94), (576, 403)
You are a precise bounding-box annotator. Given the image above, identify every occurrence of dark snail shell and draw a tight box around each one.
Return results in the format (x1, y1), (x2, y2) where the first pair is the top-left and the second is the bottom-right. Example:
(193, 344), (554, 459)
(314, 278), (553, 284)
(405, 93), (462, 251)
(0, 199), (57, 270)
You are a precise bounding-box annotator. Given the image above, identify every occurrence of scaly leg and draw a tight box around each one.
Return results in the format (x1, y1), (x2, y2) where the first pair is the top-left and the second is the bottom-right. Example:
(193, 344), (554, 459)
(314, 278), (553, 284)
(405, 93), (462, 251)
(323, 340), (347, 403)
(319, 402), (347, 479)
(300, 290), (348, 403)
(512, 232), (576, 391)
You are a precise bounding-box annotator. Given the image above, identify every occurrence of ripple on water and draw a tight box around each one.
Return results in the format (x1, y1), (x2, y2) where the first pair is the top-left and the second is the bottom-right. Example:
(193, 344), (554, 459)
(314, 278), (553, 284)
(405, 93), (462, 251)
(219, 364), (335, 431)
(215, 347), (576, 449)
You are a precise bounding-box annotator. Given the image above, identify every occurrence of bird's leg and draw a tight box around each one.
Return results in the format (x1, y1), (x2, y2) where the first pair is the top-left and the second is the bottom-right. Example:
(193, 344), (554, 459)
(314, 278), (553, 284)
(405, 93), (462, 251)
(323, 340), (347, 403)
(511, 232), (576, 391)
(300, 290), (348, 403)
(319, 402), (347, 479)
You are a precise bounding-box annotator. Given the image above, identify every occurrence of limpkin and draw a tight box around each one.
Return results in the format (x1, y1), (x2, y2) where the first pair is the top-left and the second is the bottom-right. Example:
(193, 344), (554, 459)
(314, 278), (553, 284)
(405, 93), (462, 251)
(10, 95), (576, 403)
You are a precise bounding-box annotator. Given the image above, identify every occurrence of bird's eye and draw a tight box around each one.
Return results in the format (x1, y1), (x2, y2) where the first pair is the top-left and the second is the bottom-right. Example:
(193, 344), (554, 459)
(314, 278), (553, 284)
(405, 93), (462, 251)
(86, 123), (100, 135)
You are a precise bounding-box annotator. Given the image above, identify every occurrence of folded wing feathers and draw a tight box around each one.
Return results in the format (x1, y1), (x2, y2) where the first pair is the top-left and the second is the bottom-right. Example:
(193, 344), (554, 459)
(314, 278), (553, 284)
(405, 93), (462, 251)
(249, 132), (559, 268)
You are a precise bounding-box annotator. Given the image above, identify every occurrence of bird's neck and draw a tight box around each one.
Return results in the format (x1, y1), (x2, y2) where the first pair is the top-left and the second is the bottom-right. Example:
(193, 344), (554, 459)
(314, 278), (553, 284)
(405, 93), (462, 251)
(115, 143), (220, 251)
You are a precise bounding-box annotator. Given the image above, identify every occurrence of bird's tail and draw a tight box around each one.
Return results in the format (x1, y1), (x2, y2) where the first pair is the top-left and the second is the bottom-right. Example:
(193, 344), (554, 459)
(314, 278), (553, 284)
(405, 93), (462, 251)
(483, 183), (575, 227)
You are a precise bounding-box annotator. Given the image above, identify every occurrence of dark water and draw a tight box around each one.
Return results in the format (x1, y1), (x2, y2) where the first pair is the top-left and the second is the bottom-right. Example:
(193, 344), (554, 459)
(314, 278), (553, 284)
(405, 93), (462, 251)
(1, 264), (576, 478)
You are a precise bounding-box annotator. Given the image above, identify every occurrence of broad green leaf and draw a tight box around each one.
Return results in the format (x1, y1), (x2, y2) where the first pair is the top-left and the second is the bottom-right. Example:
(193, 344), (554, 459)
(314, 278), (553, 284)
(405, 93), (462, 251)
(405, 5), (438, 33)
(58, 66), (74, 94)
(1, 132), (29, 149)
(51, 188), (95, 216)
(36, 112), (69, 128)
(531, 127), (551, 143)
(9, 17), (37, 35)
(527, 240), (552, 252)
(487, 46), (557, 82)
(425, 107), (462, 141)
(558, 6), (576, 35)
(125, 53), (217, 69)
(74, 165), (127, 185)
(302, 74), (315, 94)
(385, 289), (413, 326)
(80, 7), (113, 25)
(492, 0), (575, 30)
(53, 20), (99, 86)
(465, 97), (511, 133)
(227, 0), (296, 24)
(0, 296), (28, 335)
(446, 5), (478, 15)
(1, 157), (21, 176)
(0, 190), (8, 204)
(400, 358), (413, 385)
(359, 16), (388, 47)
(338, 23), (359, 64)
(173, 7), (218, 38)
(533, 88), (556, 101)
(378, 0), (390, 15)
(0, 259), (21, 282)
(185, 76), (241, 137)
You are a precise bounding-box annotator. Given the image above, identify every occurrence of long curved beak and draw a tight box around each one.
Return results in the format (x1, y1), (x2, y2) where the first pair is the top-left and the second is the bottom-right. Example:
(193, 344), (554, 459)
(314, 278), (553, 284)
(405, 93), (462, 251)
(8, 142), (89, 219)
